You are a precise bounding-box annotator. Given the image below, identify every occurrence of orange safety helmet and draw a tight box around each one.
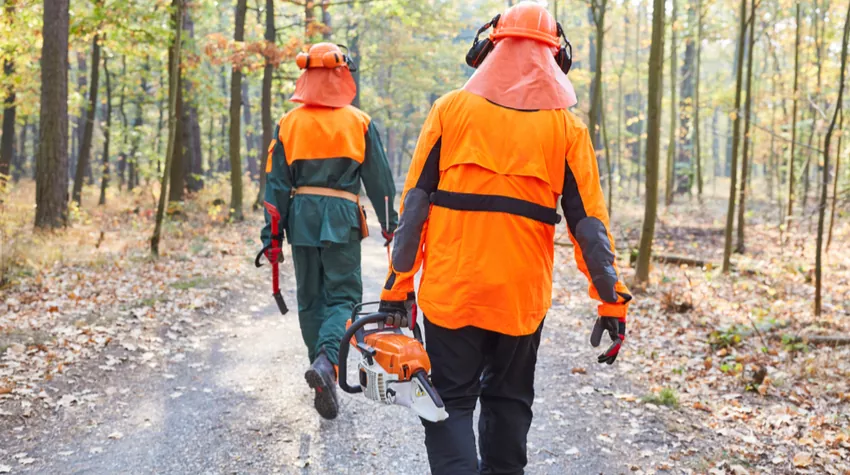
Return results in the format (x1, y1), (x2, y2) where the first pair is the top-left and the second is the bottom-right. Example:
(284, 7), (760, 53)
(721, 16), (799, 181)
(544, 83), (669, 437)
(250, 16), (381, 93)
(490, 1), (559, 47)
(466, 1), (572, 75)
(295, 43), (357, 71)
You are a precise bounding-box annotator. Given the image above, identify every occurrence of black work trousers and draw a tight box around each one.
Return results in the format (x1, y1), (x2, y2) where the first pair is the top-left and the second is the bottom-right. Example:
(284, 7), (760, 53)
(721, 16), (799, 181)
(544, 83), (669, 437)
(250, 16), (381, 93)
(422, 317), (543, 475)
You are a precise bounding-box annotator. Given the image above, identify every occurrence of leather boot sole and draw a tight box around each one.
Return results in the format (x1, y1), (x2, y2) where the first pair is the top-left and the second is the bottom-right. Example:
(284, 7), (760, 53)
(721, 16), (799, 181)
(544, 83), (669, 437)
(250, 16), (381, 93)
(304, 367), (339, 420)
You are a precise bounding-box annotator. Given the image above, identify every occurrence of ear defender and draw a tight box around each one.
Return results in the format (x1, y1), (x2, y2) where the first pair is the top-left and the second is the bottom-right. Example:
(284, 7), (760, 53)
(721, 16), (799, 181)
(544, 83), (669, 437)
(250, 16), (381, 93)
(465, 14), (500, 69)
(555, 23), (573, 75)
(296, 47), (353, 70)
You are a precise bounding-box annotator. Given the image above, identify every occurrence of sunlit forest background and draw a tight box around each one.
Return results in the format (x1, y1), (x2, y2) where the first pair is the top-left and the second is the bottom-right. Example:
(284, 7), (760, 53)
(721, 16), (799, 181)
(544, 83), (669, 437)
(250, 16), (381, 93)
(1, 0), (849, 472)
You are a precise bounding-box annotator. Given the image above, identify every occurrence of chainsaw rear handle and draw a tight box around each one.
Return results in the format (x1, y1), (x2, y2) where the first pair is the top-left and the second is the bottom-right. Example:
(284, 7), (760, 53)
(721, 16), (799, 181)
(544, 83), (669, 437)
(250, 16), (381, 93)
(338, 312), (390, 394)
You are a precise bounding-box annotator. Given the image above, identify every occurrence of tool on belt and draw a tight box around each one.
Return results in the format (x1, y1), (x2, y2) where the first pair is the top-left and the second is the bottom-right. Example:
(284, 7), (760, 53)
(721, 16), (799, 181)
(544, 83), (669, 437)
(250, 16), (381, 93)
(338, 302), (448, 423)
(255, 202), (289, 315)
(293, 186), (369, 239)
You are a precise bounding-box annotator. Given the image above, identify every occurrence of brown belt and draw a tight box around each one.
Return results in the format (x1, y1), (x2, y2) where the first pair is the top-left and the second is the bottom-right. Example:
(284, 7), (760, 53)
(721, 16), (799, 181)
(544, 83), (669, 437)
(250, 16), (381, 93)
(292, 186), (369, 239)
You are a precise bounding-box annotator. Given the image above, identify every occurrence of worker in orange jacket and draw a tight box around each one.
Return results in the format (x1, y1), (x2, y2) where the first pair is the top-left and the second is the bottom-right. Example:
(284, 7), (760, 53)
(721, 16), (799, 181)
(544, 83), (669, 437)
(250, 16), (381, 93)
(262, 43), (397, 420)
(377, 2), (632, 473)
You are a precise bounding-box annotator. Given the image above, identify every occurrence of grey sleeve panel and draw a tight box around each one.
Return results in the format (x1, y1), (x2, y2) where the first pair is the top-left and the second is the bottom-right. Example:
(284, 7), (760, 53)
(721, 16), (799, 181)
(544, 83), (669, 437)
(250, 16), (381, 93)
(392, 188), (431, 273)
(575, 216), (619, 303)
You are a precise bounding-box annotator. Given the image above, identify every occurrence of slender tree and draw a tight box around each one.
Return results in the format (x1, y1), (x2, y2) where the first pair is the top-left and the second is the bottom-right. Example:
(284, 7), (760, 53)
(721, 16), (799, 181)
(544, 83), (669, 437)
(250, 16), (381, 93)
(35, 0), (70, 229)
(99, 53), (113, 206)
(72, 33), (102, 205)
(694, 0), (704, 201)
(635, 0), (666, 283)
(256, 0), (275, 209)
(664, 0), (678, 206)
(722, 0), (748, 273)
(735, 0), (757, 253)
(677, 0), (696, 195)
(826, 111), (842, 251)
(786, 4), (801, 225)
(0, 0), (16, 187)
(228, 0), (248, 221)
(588, 0), (608, 155)
(151, 0), (184, 255)
(816, 0), (849, 315)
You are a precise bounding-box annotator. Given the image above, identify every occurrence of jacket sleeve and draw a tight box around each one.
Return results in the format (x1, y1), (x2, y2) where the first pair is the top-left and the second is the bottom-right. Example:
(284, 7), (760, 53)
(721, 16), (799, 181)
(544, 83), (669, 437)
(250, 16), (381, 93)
(380, 104), (442, 302)
(561, 121), (632, 320)
(360, 122), (399, 233)
(260, 124), (292, 247)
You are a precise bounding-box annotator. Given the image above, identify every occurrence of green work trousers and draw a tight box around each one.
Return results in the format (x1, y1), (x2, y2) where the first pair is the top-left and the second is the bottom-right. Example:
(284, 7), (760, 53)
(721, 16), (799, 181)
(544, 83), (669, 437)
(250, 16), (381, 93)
(291, 240), (362, 366)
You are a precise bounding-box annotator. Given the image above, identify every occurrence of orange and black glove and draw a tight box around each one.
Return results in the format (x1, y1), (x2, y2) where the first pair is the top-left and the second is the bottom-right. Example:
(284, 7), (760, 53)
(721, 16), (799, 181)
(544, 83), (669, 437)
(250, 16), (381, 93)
(379, 292), (417, 329)
(591, 317), (626, 365)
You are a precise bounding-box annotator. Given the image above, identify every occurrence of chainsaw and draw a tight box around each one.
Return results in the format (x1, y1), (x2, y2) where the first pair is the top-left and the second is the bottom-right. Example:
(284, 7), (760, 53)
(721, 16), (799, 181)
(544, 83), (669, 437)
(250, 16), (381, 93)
(254, 202), (288, 315)
(338, 302), (448, 423)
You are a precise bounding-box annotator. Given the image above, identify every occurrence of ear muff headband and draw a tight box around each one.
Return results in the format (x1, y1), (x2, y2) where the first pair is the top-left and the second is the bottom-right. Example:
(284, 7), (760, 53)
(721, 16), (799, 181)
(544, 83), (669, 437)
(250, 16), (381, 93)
(555, 23), (573, 75)
(296, 46), (357, 71)
(465, 14), (500, 69)
(465, 15), (573, 76)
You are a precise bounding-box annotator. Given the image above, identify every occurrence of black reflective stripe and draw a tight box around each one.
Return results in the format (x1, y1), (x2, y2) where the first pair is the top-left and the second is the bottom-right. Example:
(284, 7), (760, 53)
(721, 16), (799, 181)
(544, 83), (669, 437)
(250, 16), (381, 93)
(430, 190), (562, 225)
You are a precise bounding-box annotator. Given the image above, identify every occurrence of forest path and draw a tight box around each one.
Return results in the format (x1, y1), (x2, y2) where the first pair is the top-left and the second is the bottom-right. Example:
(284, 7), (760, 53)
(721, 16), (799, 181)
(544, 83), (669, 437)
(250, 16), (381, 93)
(4, 233), (681, 475)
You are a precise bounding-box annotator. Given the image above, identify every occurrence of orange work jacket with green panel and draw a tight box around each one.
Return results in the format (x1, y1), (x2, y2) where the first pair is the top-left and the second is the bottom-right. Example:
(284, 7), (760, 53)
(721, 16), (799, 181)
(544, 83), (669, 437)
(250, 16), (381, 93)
(381, 89), (632, 336)
(261, 104), (397, 248)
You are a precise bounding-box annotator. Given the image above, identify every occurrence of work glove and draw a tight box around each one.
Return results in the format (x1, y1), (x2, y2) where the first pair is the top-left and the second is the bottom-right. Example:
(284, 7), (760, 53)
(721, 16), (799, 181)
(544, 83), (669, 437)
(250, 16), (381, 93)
(381, 229), (394, 247)
(264, 247), (283, 264)
(379, 292), (417, 329)
(590, 317), (625, 365)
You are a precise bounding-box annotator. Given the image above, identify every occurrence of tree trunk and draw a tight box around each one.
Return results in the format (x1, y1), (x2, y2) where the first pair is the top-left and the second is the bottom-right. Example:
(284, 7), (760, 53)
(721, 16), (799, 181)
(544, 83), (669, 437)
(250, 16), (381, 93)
(735, 0), (757, 254)
(0, 0), (15, 186)
(635, 0), (666, 283)
(229, 0), (248, 221)
(255, 0), (275, 209)
(633, 2), (644, 199)
(151, 0), (184, 256)
(601, 89), (614, 214)
(183, 11), (203, 192)
(35, 0), (70, 229)
(664, 0), (678, 206)
(71, 51), (86, 181)
(827, 112), (843, 251)
(677, 0), (695, 196)
(815, 0), (849, 315)
(99, 54), (113, 206)
(321, 0), (332, 40)
(72, 34), (101, 206)
(694, 0), (703, 201)
(169, 72), (185, 202)
(350, 32), (361, 109)
(722, 0), (748, 273)
(588, 1), (606, 153)
(786, 4), (801, 224)
(13, 121), (27, 181)
(242, 80), (258, 180)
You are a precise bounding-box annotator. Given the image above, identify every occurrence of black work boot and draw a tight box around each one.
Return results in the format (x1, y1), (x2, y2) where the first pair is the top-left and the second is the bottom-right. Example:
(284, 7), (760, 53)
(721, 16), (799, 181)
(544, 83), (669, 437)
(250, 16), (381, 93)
(304, 350), (339, 420)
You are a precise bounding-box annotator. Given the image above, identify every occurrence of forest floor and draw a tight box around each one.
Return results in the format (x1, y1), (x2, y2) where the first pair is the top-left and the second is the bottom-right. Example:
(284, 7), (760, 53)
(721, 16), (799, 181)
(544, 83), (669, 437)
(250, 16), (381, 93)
(0, 180), (848, 474)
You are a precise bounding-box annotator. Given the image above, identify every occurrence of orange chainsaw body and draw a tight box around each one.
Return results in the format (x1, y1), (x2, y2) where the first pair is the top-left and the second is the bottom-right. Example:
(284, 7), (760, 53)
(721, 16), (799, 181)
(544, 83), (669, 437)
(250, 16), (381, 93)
(358, 332), (431, 382)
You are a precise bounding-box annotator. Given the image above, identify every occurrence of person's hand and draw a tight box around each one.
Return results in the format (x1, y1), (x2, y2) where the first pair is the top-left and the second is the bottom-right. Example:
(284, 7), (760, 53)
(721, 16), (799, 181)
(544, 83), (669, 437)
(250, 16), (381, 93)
(379, 292), (416, 329)
(381, 229), (394, 247)
(265, 247), (283, 264)
(590, 317), (625, 364)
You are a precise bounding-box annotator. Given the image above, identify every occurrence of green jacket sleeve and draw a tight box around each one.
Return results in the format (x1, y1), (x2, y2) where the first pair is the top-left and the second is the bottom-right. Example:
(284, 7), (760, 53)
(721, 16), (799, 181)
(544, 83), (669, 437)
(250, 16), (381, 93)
(260, 125), (292, 247)
(360, 122), (399, 233)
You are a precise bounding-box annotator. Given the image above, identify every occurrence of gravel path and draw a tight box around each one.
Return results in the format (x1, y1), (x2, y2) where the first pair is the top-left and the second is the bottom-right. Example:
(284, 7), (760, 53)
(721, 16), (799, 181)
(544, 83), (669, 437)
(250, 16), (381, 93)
(1, 233), (683, 474)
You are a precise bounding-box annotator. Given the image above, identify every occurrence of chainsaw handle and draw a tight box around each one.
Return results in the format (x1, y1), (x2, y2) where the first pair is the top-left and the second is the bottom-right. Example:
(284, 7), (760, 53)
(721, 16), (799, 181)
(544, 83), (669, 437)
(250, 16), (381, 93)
(338, 312), (390, 394)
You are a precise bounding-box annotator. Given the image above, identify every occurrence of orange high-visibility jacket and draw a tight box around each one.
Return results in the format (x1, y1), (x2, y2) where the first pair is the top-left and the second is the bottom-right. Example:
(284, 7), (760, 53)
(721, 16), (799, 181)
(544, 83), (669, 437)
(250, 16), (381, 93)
(381, 90), (631, 336)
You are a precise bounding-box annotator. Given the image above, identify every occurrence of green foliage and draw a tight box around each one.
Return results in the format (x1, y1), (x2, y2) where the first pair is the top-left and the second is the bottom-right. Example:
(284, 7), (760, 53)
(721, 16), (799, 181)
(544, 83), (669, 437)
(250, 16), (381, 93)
(642, 387), (679, 408)
(708, 324), (748, 349)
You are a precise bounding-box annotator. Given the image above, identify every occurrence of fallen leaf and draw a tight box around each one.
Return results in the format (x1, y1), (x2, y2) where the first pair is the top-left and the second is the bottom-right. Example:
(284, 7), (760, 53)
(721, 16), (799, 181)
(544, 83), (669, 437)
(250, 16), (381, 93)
(0, 465), (11, 473)
(108, 432), (123, 440)
(565, 447), (580, 455)
(571, 367), (587, 375)
(18, 459), (34, 466)
(793, 452), (812, 468)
